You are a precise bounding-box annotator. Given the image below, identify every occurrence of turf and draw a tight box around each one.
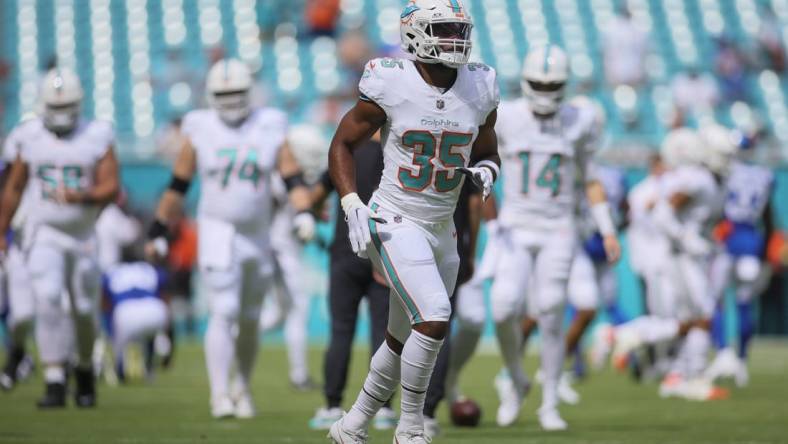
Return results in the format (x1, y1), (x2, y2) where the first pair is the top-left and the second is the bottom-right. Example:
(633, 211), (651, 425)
(1, 340), (787, 443)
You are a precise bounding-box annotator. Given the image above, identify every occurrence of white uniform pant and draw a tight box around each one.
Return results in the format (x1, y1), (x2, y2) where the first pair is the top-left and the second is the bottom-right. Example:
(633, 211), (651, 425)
(491, 226), (575, 322)
(27, 226), (101, 365)
(366, 203), (459, 342)
(112, 297), (168, 360)
(4, 242), (34, 330)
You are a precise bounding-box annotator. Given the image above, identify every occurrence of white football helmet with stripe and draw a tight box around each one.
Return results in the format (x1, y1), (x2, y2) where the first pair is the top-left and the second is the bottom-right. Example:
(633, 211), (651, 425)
(521, 45), (569, 116)
(400, 0), (473, 68)
(40, 68), (83, 134)
(206, 58), (253, 126)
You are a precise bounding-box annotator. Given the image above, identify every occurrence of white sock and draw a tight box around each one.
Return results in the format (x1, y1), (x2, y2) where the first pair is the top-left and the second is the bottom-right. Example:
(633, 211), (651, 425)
(205, 315), (236, 400)
(399, 331), (443, 431)
(538, 311), (564, 413)
(685, 327), (710, 378)
(446, 322), (483, 399)
(35, 300), (74, 364)
(235, 317), (260, 394)
(344, 343), (401, 432)
(44, 365), (66, 384)
(495, 317), (530, 391)
(284, 295), (309, 384)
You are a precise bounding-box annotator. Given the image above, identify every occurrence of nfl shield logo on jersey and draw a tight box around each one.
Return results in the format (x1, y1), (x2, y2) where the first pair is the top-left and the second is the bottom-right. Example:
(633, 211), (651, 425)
(436, 99), (445, 110)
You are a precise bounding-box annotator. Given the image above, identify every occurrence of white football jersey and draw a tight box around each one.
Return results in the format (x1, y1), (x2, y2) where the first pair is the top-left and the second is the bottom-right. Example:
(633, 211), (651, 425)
(723, 160), (773, 225)
(496, 98), (600, 231)
(360, 58), (499, 224)
(661, 165), (722, 235)
(1, 128), (35, 231)
(5, 118), (113, 236)
(182, 107), (287, 232)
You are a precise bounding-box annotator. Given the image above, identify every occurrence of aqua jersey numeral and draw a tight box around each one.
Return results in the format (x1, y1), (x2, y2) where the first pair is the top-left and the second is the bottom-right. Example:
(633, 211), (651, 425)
(398, 130), (472, 193)
(518, 152), (563, 196)
(37, 164), (85, 200)
(216, 148), (261, 188)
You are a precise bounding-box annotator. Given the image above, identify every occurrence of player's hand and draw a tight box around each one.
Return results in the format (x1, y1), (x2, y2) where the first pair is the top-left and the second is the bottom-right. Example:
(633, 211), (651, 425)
(682, 231), (711, 257)
(144, 238), (169, 262)
(293, 211), (316, 242)
(603, 234), (621, 263)
(457, 166), (494, 201)
(341, 193), (385, 259)
(55, 186), (86, 204)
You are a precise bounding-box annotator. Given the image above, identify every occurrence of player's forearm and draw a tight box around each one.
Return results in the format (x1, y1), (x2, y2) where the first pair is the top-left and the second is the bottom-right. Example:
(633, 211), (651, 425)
(287, 186), (312, 213)
(328, 141), (358, 198)
(0, 186), (23, 234)
(154, 190), (184, 224)
(585, 180), (606, 206)
(482, 194), (498, 221)
(83, 179), (120, 206)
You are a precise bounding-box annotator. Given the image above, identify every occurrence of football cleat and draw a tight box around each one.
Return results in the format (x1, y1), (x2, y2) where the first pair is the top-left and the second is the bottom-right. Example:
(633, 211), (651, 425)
(74, 366), (97, 408)
(309, 406), (344, 430)
(423, 415), (440, 439)
(37, 382), (66, 409)
(611, 327), (643, 372)
(373, 407), (398, 430)
(211, 394), (236, 419)
(495, 370), (528, 427)
(538, 407), (568, 431)
(392, 426), (431, 444)
(327, 416), (368, 444)
(234, 392), (256, 419)
(557, 371), (581, 405)
(704, 348), (740, 382)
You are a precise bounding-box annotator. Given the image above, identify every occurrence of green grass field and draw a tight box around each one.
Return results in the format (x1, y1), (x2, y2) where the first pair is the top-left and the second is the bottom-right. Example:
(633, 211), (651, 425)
(1, 340), (787, 444)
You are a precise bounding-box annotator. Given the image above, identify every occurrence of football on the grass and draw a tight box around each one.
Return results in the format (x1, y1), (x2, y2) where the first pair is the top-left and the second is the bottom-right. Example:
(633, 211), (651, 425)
(450, 398), (482, 427)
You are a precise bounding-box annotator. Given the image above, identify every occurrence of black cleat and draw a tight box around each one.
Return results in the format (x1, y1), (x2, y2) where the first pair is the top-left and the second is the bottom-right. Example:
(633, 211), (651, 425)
(37, 383), (67, 409)
(74, 367), (97, 408)
(1, 346), (26, 391)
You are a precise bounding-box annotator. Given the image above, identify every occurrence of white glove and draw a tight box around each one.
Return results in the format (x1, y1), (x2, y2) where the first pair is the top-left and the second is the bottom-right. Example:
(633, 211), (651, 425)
(293, 211), (316, 242)
(681, 231), (712, 256)
(458, 164), (495, 201)
(341, 193), (385, 259)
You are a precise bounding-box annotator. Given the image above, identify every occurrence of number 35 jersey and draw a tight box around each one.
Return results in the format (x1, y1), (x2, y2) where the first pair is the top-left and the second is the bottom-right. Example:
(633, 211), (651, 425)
(360, 58), (499, 224)
(4, 118), (113, 237)
(496, 98), (600, 231)
(182, 108), (287, 232)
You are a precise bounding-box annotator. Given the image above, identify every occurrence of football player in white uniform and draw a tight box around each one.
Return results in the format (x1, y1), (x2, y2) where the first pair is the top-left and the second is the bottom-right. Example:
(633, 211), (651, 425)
(0, 68), (120, 408)
(491, 46), (620, 430)
(327, 1), (500, 442)
(596, 126), (734, 400)
(145, 59), (316, 419)
(705, 140), (774, 386)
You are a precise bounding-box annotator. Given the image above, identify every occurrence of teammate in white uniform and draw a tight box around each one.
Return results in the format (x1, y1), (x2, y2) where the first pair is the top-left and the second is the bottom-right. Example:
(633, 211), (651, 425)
(145, 59), (315, 419)
(0, 68), (120, 408)
(491, 46), (620, 430)
(596, 126), (734, 401)
(0, 143), (36, 391)
(327, 2), (500, 442)
(705, 153), (774, 386)
(96, 199), (141, 272)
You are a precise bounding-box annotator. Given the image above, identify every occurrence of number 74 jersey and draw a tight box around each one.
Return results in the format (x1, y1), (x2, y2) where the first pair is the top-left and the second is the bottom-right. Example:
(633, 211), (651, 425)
(496, 98), (601, 231)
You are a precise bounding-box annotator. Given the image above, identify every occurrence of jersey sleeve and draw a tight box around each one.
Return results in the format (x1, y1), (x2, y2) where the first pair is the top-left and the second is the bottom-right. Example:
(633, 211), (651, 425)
(180, 110), (203, 143)
(257, 109), (289, 166)
(90, 120), (116, 157)
(2, 125), (24, 163)
(358, 59), (387, 107)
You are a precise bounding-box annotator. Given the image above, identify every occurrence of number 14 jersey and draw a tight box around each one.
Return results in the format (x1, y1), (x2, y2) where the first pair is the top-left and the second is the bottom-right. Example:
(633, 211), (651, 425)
(496, 98), (600, 231)
(360, 58), (499, 224)
(182, 108), (287, 232)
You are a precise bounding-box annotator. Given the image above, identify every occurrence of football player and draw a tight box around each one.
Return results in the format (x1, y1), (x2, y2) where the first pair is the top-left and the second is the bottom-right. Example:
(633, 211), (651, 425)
(491, 45), (620, 430)
(0, 68), (120, 408)
(145, 59), (315, 419)
(327, 1), (500, 442)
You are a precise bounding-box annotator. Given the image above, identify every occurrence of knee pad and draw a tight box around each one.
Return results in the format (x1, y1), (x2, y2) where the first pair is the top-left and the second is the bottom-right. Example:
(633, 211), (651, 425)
(490, 279), (522, 324)
(534, 280), (566, 315)
(203, 268), (242, 320)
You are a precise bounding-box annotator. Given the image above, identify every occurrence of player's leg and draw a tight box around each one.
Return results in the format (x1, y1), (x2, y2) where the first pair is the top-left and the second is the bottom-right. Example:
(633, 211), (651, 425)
(276, 247), (312, 389)
(202, 257), (243, 417)
(532, 234), (574, 431)
(566, 249), (598, 383)
(445, 277), (486, 403)
(366, 275), (398, 430)
(68, 249), (102, 407)
(310, 256), (366, 429)
(1, 245), (35, 390)
(676, 254), (714, 379)
(28, 244), (71, 408)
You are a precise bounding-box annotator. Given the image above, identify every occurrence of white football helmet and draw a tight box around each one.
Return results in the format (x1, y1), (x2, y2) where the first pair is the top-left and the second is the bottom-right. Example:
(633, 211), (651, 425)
(660, 127), (704, 169)
(698, 123), (737, 176)
(206, 58), (253, 126)
(39, 68), (83, 134)
(400, 0), (473, 68)
(287, 124), (329, 184)
(521, 45), (569, 116)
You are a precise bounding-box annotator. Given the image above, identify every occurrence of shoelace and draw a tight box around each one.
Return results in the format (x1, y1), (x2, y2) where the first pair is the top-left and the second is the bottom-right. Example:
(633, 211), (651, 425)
(400, 430), (432, 444)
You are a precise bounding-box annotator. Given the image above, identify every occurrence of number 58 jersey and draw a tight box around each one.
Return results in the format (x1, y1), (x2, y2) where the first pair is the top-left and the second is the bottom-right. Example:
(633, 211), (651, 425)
(182, 108), (286, 232)
(3, 118), (114, 237)
(360, 58), (499, 224)
(496, 98), (600, 231)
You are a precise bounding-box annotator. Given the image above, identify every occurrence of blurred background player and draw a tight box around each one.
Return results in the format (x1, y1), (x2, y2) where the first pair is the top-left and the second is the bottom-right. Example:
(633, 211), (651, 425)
(706, 130), (775, 386)
(307, 130), (397, 431)
(103, 246), (169, 383)
(327, 1), (501, 441)
(145, 58), (316, 419)
(0, 68), (120, 408)
(491, 45), (620, 431)
(259, 124), (330, 391)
